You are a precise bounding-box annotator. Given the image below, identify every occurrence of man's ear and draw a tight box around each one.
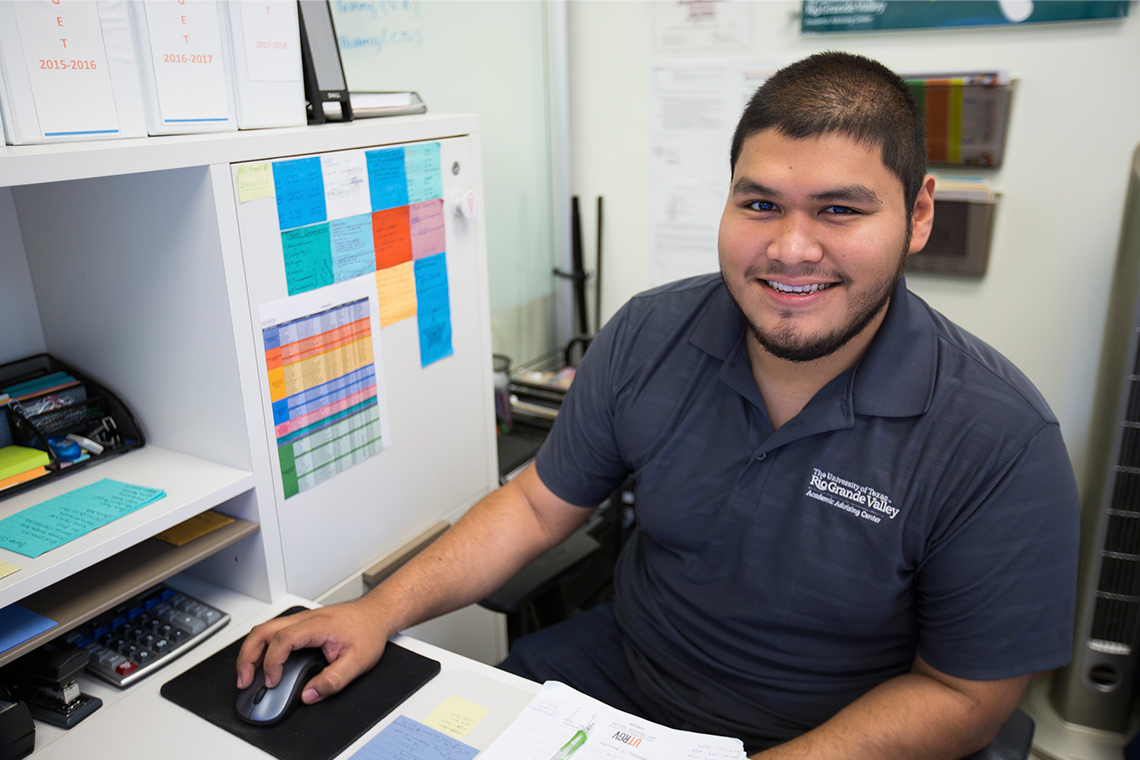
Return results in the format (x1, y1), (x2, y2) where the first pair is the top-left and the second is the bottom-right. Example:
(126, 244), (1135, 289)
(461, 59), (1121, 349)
(907, 174), (937, 255)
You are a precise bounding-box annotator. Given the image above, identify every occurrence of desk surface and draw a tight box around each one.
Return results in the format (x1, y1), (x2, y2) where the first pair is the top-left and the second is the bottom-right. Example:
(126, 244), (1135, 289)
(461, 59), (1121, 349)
(30, 581), (540, 759)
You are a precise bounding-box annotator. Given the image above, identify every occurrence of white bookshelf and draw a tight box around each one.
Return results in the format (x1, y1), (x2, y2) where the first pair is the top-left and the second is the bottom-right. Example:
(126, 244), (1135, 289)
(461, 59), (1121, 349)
(0, 115), (499, 691)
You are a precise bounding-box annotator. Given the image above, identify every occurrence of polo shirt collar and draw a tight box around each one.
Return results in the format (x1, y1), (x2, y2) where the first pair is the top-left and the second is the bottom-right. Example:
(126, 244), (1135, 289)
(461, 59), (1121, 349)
(691, 277), (937, 420)
(850, 277), (938, 418)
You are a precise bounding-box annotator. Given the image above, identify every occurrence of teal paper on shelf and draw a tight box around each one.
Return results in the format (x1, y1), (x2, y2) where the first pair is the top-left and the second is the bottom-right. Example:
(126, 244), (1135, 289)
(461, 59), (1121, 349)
(0, 478), (166, 559)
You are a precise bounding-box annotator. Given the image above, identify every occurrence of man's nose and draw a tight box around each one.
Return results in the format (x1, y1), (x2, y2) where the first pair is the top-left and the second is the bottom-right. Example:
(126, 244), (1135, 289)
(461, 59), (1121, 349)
(766, 213), (823, 265)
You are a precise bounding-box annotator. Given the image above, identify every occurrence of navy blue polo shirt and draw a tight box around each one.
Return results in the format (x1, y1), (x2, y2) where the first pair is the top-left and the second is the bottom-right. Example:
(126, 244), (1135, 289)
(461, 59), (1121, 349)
(534, 274), (1079, 747)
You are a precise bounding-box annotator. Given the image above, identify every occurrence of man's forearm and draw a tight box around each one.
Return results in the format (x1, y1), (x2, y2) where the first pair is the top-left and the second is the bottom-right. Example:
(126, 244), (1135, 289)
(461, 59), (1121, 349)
(358, 465), (592, 638)
(752, 667), (1028, 760)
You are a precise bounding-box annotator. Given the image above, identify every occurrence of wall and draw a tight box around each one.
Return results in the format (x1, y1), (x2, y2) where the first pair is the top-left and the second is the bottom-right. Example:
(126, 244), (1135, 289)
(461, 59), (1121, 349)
(566, 0), (1140, 493)
(332, 0), (560, 366)
(0, 188), (45, 365)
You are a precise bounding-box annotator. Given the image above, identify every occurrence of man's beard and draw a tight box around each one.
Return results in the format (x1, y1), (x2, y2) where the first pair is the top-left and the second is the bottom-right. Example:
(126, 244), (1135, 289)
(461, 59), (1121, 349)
(723, 235), (911, 364)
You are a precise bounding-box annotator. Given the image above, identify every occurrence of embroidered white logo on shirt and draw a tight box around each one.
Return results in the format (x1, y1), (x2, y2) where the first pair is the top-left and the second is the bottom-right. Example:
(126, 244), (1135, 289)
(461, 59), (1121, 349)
(806, 468), (899, 523)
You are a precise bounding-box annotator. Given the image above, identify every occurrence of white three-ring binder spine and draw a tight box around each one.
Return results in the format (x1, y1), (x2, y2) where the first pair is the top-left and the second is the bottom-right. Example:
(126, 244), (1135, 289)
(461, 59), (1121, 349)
(0, 0), (146, 145)
(221, 1), (306, 130)
(129, 0), (237, 135)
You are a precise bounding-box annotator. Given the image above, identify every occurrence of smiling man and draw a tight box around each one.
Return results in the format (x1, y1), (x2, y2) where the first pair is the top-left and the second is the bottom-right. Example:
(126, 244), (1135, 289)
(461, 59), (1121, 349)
(237, 53), (1079, 759)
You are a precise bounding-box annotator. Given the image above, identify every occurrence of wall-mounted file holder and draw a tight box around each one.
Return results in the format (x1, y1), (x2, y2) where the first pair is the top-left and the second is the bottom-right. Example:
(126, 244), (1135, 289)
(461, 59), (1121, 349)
(908, 192), (1000, 278)
(0, 354), (145, 500)
(905, 73), (1014, 169)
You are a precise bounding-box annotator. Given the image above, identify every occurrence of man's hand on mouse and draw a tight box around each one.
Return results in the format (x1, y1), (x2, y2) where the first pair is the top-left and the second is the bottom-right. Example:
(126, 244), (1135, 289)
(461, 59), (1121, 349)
(236, 599), (390, 705)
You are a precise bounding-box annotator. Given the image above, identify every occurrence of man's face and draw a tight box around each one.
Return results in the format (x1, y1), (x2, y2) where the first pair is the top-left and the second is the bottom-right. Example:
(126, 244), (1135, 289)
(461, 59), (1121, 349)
(718, 129), (931, 363)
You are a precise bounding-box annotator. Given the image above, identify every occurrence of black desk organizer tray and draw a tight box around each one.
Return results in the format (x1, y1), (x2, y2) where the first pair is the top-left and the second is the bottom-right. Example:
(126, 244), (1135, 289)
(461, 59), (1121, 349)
(162, 607), (442, 760)
(0, 353), (145, 499)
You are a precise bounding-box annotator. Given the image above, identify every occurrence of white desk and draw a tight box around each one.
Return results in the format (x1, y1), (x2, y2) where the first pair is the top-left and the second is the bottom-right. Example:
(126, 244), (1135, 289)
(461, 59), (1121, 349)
(28, 578), (540, 759)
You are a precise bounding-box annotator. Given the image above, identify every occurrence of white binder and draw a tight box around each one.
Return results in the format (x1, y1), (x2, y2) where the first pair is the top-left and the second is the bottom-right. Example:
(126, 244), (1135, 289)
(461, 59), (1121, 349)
(0, 0), (146, 145)
(130, 0), (237, 135)
(222, 0), (306, 129)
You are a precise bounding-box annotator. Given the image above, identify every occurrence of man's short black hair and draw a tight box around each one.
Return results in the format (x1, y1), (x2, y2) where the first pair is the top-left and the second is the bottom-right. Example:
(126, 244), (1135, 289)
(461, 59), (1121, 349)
(730, 51), (927, 211)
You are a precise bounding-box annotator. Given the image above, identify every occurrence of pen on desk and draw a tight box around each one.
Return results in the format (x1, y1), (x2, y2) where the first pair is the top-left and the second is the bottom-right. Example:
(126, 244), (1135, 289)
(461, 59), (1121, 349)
(551, 723), (592, 760)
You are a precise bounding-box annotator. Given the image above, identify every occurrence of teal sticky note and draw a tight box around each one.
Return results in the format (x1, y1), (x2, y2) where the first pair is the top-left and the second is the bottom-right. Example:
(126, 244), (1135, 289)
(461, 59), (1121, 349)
(330, 214), (376, 281)
(0, 479), (166, 558)
(404, 143), (443, 204)
(282, 223), (335, 296)
(0, 605), (56, 654)
(366, 147), (409, 212)
(414, 253), (453, 367)
(273, 157), (327, 230)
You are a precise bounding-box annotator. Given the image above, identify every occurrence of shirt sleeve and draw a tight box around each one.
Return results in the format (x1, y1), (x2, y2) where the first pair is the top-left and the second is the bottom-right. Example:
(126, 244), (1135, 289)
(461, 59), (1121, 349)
(914, 421), (1080, 680)
(534, 304), (633, 508)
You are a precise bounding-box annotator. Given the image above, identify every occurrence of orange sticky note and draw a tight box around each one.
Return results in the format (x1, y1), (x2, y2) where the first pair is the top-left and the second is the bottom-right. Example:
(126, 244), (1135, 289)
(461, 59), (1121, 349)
(376, 262), (418, 326)
(372, 206), (412, 270)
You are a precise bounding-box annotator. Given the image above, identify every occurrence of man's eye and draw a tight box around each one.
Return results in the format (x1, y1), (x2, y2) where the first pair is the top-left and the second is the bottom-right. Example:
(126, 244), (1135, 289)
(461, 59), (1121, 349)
(749, 200), (778, 212)
(824, 205), (859, 215)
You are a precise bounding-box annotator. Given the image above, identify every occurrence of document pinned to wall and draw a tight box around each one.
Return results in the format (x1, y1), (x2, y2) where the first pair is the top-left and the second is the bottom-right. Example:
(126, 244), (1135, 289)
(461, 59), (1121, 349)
(648, 60), (783, 286)
(259, 276), (391, 499)
(652, 0), (753, 52)
(480, 681), (746, 760)
(266, 143), (455, 366)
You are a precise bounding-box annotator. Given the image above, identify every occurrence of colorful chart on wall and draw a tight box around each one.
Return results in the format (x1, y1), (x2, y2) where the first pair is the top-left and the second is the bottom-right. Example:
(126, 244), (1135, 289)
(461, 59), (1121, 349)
(267, 143), (453, 367)
(259, 277), (391, 499)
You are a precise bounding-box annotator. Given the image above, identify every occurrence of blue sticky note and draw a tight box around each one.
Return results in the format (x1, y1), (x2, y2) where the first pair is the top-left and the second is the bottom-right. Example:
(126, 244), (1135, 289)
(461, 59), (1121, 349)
(329, 214), (377, 281)
(366, 147), (409, 212)
(0, 605), (56, 654)
(350, 715), (479, 760)
(414, 253), (454, 367)
(282, 223), (335, 296)
(404, 143), (443, 204)
(273, 157), (327, 230)
(0, 479), (166, 558)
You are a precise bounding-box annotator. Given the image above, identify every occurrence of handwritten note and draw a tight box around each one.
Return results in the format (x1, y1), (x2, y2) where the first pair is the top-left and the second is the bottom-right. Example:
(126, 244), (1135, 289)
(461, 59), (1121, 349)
(410, 199), (446, 260)
(274, 156), (327, 229)
(331, 214), (377, 281)
(0, 479), (166, 558)
(351, 715), (479, 760)
(376, 262), (418, 326)
(322, 150), (372, 220)
(0, 604), (55, 654)
(373, 206), (413, 269)
(415, 253), (454, 366)
(282, 223), (334, 295)
(367, 147), (409, 212)
(404, 142), (443, 204)
(237, 163), (276, 203)
(423, 695), (490, 740)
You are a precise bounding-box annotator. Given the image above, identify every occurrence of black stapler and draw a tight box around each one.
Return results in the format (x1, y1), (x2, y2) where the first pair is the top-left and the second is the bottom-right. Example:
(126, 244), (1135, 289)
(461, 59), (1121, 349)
(0, 641), (102, 729)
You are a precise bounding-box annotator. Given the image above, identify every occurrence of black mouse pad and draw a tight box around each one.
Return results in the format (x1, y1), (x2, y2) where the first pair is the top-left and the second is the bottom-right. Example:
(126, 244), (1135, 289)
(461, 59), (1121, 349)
(160, 606), (441, 760)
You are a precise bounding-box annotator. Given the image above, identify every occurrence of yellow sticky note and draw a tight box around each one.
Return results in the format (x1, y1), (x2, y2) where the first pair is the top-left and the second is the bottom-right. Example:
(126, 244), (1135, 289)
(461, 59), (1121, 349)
(376, 262), (418, 327)
(422, 695), (490, 740)
(237, 163), (276, 203)
(0, 561), (20, 580)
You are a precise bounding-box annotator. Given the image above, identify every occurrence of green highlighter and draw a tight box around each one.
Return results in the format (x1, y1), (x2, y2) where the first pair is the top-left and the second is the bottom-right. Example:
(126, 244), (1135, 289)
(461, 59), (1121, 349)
(550, 723), (593, 760)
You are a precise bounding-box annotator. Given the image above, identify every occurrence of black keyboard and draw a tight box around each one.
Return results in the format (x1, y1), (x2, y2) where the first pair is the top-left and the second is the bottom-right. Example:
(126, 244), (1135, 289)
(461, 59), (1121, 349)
(64, 583), (229, 687)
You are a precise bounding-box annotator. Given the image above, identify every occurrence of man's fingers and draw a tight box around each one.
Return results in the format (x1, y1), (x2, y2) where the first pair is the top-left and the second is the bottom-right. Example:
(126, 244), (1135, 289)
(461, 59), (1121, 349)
(301, 642), (386, 704)
(236, 610), (326, 689)
(235, 616), (294, 689)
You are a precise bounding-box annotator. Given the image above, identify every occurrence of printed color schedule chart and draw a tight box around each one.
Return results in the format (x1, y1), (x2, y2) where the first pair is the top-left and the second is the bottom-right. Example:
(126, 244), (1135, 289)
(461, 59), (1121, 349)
(263, 291), (388, 499)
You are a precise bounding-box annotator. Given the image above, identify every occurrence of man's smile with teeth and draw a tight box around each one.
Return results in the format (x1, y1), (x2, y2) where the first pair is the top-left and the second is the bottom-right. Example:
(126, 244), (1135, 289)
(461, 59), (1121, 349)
(764, 280), (836, 295)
